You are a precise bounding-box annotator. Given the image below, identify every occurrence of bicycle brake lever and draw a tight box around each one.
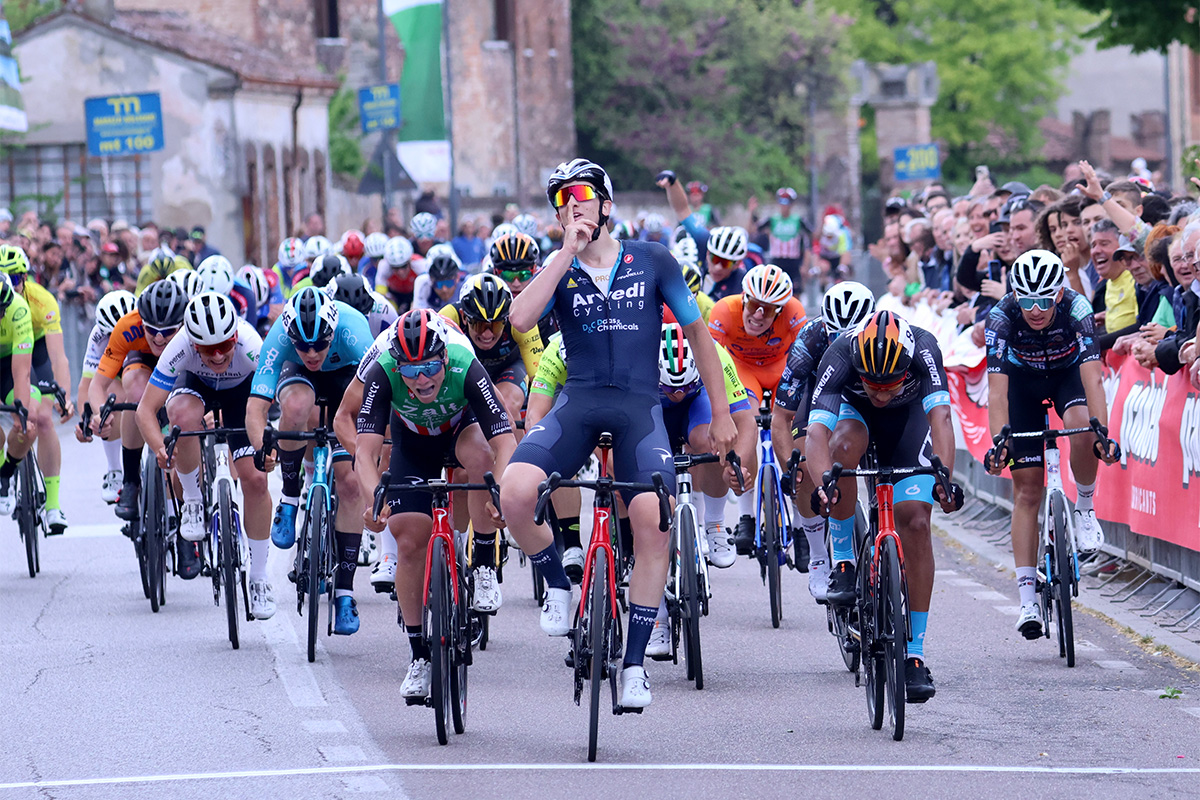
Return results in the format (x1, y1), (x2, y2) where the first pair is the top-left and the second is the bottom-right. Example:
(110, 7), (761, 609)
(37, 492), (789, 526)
(652, 472), (671, 532)
(533, 472), (562, 526)
(373, 470), (391, 519)
(726, 451), (745, 493)
(483, 471), (502, 513)
(163, 425), (182, 464)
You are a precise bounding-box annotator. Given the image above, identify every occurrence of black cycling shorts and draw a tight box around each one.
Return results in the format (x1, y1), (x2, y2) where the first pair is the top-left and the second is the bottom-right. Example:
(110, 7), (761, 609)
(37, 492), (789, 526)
(276, 361), (357, 462)
(841, 399), (936, 503)
(30, 338), (55, 395)
(167, 373), (255, 460)
(491, 358), (528, 396)
(384, 411), (477, 517)
(512, 387), (675, 504)
(1006, 368), (1087, 470)
(661, 387), (712, 452)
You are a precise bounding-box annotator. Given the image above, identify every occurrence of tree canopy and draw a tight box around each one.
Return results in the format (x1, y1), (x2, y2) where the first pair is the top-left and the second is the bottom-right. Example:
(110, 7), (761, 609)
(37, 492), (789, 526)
(1066, 0), (1199, 54)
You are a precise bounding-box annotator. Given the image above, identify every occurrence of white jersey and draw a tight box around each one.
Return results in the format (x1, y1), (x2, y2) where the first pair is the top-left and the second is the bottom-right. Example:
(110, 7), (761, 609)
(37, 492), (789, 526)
(148, 318), (263, 392)
(81, 322), (109, 379)
(367, 290), (399, 337)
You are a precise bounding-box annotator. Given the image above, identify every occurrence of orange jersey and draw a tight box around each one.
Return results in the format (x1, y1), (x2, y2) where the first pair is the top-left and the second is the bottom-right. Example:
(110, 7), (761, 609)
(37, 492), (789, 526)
(97, 310), (152, 379)
(707, 295), (806, 371)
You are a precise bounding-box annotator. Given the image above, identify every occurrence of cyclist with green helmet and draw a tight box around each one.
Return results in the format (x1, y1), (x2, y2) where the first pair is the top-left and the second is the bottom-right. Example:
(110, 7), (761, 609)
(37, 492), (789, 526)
(0, 271), (38, 518)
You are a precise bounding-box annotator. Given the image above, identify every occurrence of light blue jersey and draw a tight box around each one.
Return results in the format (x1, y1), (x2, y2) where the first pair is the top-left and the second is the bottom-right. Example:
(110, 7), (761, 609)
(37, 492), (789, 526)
(250, 301), (372, 399)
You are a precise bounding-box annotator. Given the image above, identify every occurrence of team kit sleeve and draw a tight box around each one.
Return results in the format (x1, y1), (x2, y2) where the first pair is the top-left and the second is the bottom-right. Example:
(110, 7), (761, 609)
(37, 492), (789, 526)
(31, 284), (62, 336)
(81, 323), (108, 378)
(148, 334), (190, 392)
(984, 303), (1012, 376)
(9, 296), (33, 353)
(354, 361), (394, 436)
(652, 244), (700, 326)
(250, 317), (296, 399)
(1069, 291), (1101, 365)
(96, 313), (139, 380)
(356, 330), (390, 382)
(707, 297), (732, 347)
(514, 325), (545, 379)
(329, 304), (373, 367)
(463, 359), (514, 440)
(807, 339), (852, 431)
(716, 344), (751, 413)
(529, 334), (565, 397)
(914, 329), (952, 412)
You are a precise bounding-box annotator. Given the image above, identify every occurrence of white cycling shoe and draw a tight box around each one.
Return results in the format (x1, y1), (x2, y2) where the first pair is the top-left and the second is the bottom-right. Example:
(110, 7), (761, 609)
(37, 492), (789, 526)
(250, 580), (277, 620)
(562, 546), (585, 584)
(371, 554), (397, 589)
(1016, 601), (1043, 640)
(1073, 508), (1104, 553)
(540, 587), (571, 636)
(705, 525), (737, 568)
(401, 659), (432, 699)
(619, 665), (652, 709)
(645, 617), (671, 660)
(179, 501), (206, 542)
(808, 559), (831, 603)
(101, 470), (122, 504)
(44, 508), (68, 535)
(472, 566), (503, 613)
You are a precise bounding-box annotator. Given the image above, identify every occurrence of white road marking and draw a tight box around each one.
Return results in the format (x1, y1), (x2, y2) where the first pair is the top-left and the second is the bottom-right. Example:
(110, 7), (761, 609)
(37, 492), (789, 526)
(969, 590), (1011, 602)
(62, 523), (124, 538)
(303, 720), (348, 734)
(260, 614), (327, 707)
(1182, 708), (1200, 719)
(4, 763), (1200, 789)
(1095, 660), (1139, 671)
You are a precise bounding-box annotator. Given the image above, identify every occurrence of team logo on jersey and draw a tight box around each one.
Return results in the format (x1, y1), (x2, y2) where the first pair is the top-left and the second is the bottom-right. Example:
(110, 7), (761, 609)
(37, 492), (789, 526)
(767, 337), (782, 347)
(623, 254), (633, 263)
(567, 278), (577, 288)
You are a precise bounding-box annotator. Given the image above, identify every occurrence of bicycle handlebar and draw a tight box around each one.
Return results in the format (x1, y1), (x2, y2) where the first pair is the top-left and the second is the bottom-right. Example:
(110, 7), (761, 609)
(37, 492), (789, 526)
(671, 452), (721, 472)
(994, 416), (1119, 462)
(820, 455), (955, 514)
(164, 425), (248, 464)
(96, 393), (138, 434)
(726, 450), (745, 493)
(0, 400), (28, 433)
(371, 470), (502, 519)
(534, 470), (671, 532)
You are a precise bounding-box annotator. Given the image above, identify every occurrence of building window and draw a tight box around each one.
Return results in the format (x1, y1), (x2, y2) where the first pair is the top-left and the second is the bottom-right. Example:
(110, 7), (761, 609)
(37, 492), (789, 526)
(0, 144), (150, 223)
(315, 0), (340, 38)
(493, 0), (512, 42)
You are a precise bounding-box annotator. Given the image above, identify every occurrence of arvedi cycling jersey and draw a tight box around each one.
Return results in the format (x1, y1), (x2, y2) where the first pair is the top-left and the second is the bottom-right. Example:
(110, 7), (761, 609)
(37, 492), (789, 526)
(251, 301), (371, 400)
(985, 290), (1099, 375)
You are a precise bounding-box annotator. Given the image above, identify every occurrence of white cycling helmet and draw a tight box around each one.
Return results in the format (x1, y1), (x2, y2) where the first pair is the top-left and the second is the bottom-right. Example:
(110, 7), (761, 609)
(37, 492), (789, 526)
(644, 213), (665, 234)
(95, 290), (137, 334)
(1010, 249), (1065, 299)
(196, 255), (235, 295)
(238, 264), (270, 308)
(671, 236), (699, 269)
(707, 226), (748, 262)
(410, 212), (438, 240)
(383, 236), (414, 267)
(185, 291), (239, 346)
(303, 235), (332, 261)
(821, 281), (875, 336)
(512, 213), (539, 238)
(659, 323), (699, 389)
(364, 232), (389, 259)
(546, 158), (614, 206)
(490, 223), (519, 243)
(742, 263), (792, 306)
(165, 268), (202, 299)
(278, 237), (305, 267)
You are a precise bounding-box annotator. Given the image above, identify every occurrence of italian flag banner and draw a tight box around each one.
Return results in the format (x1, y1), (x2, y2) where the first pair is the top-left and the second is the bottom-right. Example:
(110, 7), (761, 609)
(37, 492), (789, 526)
(385, 0), (446, 143)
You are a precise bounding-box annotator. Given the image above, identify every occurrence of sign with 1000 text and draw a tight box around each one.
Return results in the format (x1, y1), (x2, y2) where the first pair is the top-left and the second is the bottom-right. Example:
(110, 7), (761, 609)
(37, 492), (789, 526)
(85, 93), (165, 157)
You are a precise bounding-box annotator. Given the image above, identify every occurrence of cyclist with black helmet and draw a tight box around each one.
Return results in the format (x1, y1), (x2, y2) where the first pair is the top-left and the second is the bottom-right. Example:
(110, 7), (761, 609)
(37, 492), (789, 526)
(0, 246), (73, 533)
(74, 290), (137, 504)
(982, 249), (1119, 639)
(412, 245), (463, 312)
(324, 273), (399, 337)
(136, 292), (277, 615)
(247, 287), (373, 635)
(355, 309), (515, 700)
(289, 252), (350, 296)
(771, 281), (875, 600)
(502, 157), (736, 710)
(0, 271), (39, 519)
(807, 310), (964, 702)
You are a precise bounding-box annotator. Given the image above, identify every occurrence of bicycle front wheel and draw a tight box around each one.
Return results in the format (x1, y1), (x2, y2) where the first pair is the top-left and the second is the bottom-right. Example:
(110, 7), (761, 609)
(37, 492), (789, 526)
(860, 545), (884, 730)
(428, 537), (452, 746)
(678, 505), (703, 689)
(587, 548), (609, 763)
(19, 460), (39, 578)
(1051, 492), (1075, 667)
(219, 482), (240, 650)
(143, 459), (166, 613)
(880, 536), (907, 741)
(451, 560), (470, 735)
(762, 468), (782, 629)
(306, 485), (328, 663)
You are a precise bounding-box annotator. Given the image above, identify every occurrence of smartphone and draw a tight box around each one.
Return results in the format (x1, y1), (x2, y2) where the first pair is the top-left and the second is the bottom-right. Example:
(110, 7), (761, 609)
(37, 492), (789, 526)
(988, 220), (1004, 235)
(975, 165), (990, 182)
(987, 259), (1003, 283)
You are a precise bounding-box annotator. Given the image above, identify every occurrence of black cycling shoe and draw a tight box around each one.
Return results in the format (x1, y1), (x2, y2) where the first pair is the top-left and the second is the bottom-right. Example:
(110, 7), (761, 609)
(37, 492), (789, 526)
(115, 482), (140, 521)
(905, 657), (936, 703)
(826, 560), (857, 606)
(792, 528), (809, 572)
(733, 515), (755, 555)
(176, 540), (202, 580)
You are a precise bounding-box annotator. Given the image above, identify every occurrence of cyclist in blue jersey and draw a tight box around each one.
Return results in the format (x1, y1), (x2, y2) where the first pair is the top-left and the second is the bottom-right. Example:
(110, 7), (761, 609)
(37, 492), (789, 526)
(246, 287), (373, 635)
(807, 311), (963, 703)
(982, 250), (1119, 638)
(771, 281), (875, 601)
(503, 158), (737, 710)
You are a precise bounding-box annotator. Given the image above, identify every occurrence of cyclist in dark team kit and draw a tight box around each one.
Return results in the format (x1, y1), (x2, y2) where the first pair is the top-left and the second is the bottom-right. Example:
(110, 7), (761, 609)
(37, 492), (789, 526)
(501, 159), (737, 710)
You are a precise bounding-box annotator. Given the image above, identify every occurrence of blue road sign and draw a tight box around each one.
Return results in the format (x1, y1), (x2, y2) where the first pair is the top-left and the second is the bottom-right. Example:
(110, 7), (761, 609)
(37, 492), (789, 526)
(85, 93), (164, 157)
(357, 84), (402, 135)
(893, 144), (941, 182)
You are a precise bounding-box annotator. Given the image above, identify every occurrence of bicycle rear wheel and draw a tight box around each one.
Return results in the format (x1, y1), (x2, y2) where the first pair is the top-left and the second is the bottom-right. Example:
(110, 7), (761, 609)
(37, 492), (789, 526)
(19, 460), (39, 578)
(762, 467), (782, 628)
(218, 482), (239, 650)
(860, 545), (884, 730)
(678, 505), (703, 689)
(306, 485), (328, 664)
(143, 459), (166, 613)
(428, 537), (452, 746)
(451, 560), (470, 735)
(880, 536), (907, 741)
(587, 548), (609, 763)
(1050, 492), (1074, 667)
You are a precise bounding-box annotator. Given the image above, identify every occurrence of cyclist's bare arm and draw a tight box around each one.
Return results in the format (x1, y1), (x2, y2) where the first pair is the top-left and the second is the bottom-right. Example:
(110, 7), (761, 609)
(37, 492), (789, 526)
(656, 171), (691, 223)
(46, 331), (73, 416)
(681, 316), (736, 455)
(135, 383), (171, 465)
(1079, 360), (1108, 430)
(524, 390), (554, 429)
(332, 377), (364, 459)
(245, 396), (271, 451)
(770, 405), (796, 467)
(929, 404), (956, 484)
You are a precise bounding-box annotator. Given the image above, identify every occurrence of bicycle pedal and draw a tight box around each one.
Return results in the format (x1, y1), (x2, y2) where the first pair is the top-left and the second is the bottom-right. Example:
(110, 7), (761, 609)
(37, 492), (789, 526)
(614, 705), (643, 716)
(403, 697), (425, 707)
(373, 582), (395, 594)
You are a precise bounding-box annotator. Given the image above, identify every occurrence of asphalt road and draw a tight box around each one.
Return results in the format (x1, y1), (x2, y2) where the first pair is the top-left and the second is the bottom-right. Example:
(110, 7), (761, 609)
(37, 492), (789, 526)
(2, 429), (1199, 799)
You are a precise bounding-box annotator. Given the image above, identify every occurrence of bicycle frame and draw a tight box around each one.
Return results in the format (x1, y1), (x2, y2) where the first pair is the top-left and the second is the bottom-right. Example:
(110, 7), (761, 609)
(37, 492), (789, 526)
(1041, 437), (1075, 578)
(423, 495), (461, 608)
(207, 436), (246, 565)
(671, 463), (710, 607)
(580, 452), (621, 621)
(753, 393), (791, 553)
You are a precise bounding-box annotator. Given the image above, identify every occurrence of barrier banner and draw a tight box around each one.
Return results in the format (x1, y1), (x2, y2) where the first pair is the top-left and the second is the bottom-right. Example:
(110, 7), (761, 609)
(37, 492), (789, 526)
(948, 354), (1200, 551)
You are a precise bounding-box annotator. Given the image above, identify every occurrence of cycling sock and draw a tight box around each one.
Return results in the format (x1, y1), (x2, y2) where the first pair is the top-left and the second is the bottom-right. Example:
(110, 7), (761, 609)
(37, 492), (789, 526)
(122, 447), (141, 484)
(248, 536), (270, 582)
(1075, 480), (1096, 512)
(335, 530), (361, 592)
(1017, 566), (1038, 605)
(278, 447), (305, 497)
(44, 475), (59, 510)
(380, 528), (398, 561)
(623, 602), (658, 668)
(0, 453), (19, 481)
(473, 531), (497, 569)
(617, 516), (634, 561)
(102, 438), (121, 471)
(178, 466), (202, 503)
(908, 611), (928, 659)
(702, 491), (728, 530)
(558, 516), (582, 551)
(799, 514), (829, 564)
(530, 544), (570, 591)
(737, 488), (754, 518)
(406, 623), (430, 661)
(657, 596), (669, 621)
(829, 514), (856, 563)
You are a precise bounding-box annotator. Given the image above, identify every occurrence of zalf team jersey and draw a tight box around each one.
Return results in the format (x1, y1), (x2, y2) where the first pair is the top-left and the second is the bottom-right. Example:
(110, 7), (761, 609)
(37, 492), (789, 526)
(251, 301), (371, 399)
(985, 289), (1099, 375)
(149, 318), (263, 392)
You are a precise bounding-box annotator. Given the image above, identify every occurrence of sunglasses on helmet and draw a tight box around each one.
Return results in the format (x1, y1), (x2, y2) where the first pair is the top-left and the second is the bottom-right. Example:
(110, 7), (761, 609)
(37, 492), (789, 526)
(397, 360), (445, 379)
(552, 184), (599, 208)
(1017, 296), (1054, 312)
(196, 336), (238, 357)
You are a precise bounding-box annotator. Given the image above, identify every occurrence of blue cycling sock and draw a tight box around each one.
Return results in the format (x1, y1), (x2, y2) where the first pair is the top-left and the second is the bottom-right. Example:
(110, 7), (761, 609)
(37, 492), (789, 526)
(829, 515), (856, 563)
(529, 545), (570, 591)
(909, 611), (928, 659)
(623, 603), (658, 668)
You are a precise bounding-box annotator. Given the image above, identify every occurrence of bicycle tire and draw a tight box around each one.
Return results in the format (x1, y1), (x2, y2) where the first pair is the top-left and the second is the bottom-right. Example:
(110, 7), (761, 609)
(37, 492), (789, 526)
(307, 485), (328, 664)
(451, 560), (469, 735)
(762, 467), (782, 629)
(19, 459), (39, 578)
(1051, 492), (1074, 667)
(429, 536), (451, 746)
(588, 548), (608, 763)
(881, 536), (907, 741)
(678, 505), (703, 690)
(143, 458), (165, 613)
(133, 522), (150, 599)
(860, 543), (884, 731)
(219, 482), (239, 650)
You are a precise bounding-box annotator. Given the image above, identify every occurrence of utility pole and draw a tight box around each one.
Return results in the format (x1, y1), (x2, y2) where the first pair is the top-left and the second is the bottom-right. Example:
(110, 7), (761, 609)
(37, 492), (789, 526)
(376, 0), (395, 217)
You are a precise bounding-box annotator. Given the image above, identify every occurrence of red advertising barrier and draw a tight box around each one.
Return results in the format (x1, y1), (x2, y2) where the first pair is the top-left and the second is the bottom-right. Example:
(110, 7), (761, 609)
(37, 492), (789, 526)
(947, 355), (1200, 552)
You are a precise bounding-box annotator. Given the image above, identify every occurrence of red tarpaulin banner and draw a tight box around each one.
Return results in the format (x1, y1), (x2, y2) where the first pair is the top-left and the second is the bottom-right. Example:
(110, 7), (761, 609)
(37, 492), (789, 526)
(947, 355), (1200, 551)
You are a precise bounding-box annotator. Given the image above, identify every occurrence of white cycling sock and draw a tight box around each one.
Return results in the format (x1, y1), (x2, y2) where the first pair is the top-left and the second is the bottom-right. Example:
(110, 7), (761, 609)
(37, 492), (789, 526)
(799, 513), (828, 564)
(179, 466), (202, 503)
(102, 438), (122, 471)
(248, 537), (270, 582)
(1075, 481), (1096, 512)
(1016, 566), (1038, 605)
(702, 491), (728, 531)
(737, 488), (754, 519)
(380, 529), (398, 561)
(657, 596), (669, 621)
